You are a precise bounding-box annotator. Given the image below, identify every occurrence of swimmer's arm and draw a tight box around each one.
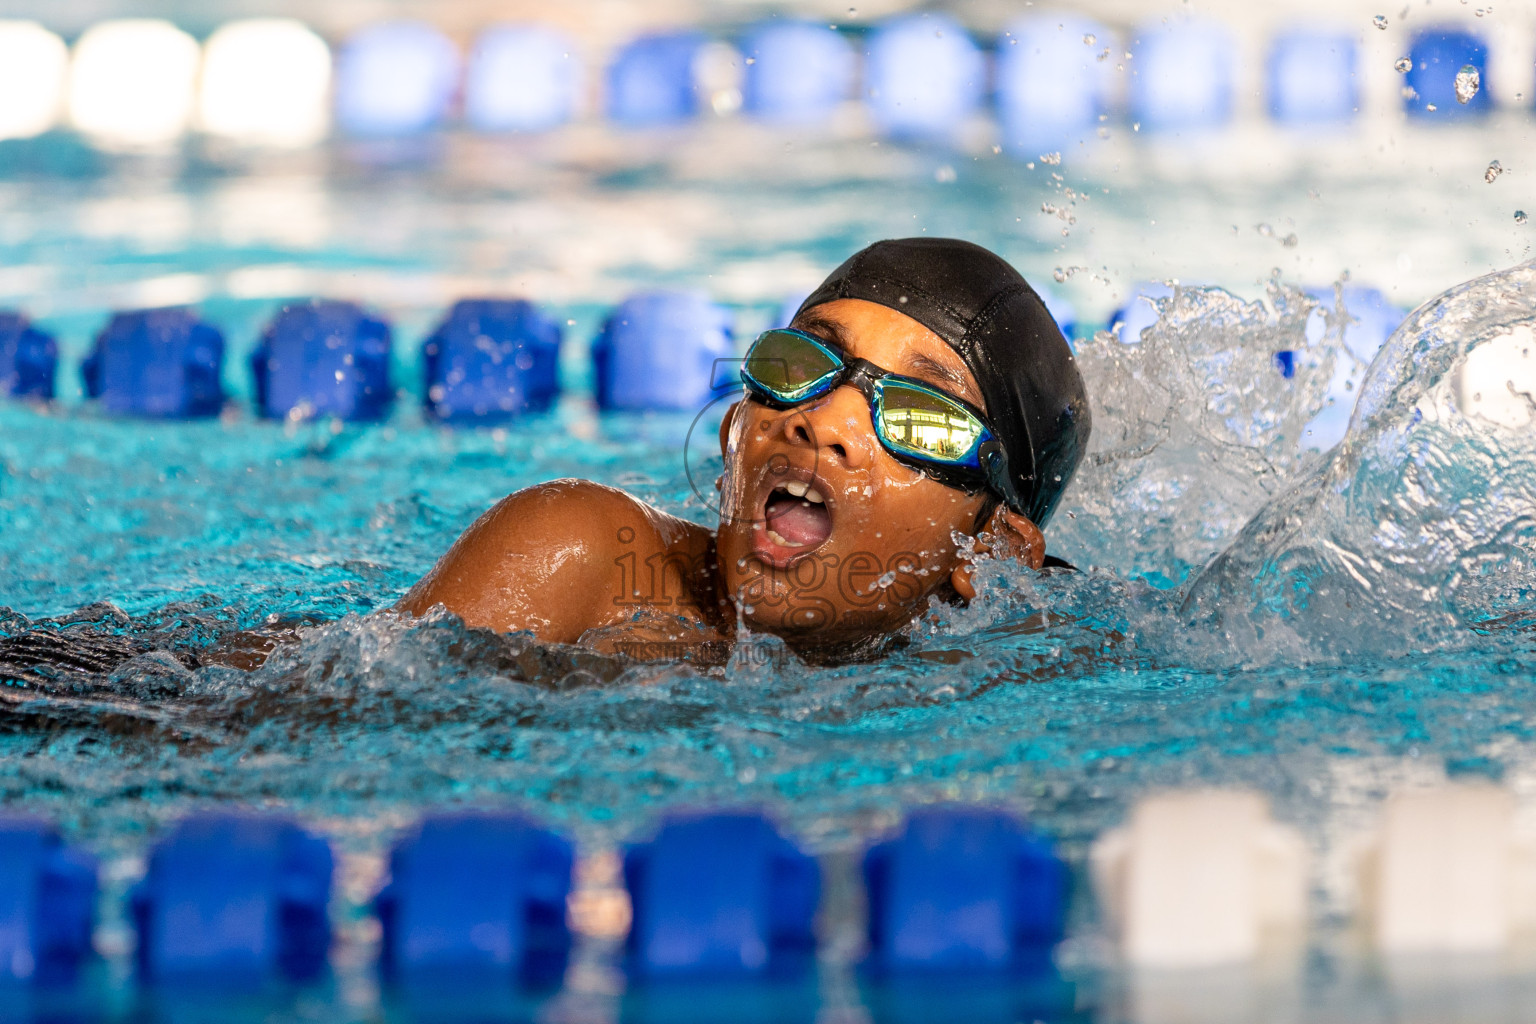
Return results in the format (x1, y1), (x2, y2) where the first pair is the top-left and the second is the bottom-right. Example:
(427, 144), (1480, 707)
(395, 479), (711, 644)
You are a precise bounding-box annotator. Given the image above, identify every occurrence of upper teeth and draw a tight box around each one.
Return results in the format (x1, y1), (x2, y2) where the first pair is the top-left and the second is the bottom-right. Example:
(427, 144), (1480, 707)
(783, 480), (825, 505)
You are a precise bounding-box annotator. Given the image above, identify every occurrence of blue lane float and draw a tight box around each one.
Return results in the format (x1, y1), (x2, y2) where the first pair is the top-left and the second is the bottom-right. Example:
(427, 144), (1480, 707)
(995, 15), (1115, 159)
(465, 25), (582, 133)
(623, 810), (819, 978)
(862, 807), (1066, 974)
(250, 299), (393, 422)
(1405, 28), (1491, 120)
(863, 14), (985, 140)
(0, 818), (96, 986)
(422, 298), (561, 424)
(335, 21), (460, 136)
(0, 312), (56, 401)
(1267, 30), (1360, 127)
(376, 812), (573, 988)
(740, 21), (854, 123)
(81, 307), (225, 418)
(1128, 17), (1235, 135)
(131, 814), (332, 986)
(605, 32), (706, 126)
(592, 291), (733, 411)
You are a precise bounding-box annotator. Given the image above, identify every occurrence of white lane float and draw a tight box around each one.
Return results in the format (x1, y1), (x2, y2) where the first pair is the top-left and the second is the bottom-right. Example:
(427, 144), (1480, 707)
(1092, 789), (1307, 968)
(0, 21), (68, 140)
(69, 19), (201, 148)
(1360, 784), (1536, 954)
(198, 19), (332, 147)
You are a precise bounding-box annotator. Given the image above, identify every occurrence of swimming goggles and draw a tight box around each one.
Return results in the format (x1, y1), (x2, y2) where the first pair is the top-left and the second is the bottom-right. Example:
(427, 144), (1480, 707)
(740, 328), (1023, 511)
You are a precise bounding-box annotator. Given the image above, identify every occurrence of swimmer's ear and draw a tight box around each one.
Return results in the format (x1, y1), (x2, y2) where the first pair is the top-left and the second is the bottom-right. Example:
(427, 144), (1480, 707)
(718, 400), (742, 455)
(949, 504), (1046, 601)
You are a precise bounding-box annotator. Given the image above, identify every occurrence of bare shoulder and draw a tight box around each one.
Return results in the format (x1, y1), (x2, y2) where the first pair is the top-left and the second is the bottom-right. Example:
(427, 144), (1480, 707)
(469, 479), (710, 563)
(397, 479), (718, 642)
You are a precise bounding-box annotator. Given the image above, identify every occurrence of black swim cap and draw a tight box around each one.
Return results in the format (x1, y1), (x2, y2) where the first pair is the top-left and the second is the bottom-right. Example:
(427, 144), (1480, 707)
(795, 237), (1091, 527)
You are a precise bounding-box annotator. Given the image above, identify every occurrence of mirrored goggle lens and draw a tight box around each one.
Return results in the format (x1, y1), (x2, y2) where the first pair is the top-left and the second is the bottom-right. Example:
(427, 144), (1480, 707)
(743, 330), (841, 399)
(875, 380), (986, 465)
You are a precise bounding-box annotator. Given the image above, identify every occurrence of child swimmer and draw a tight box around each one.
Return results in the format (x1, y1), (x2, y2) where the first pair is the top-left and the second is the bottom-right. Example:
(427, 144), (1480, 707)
(398, 238), (1092, 661)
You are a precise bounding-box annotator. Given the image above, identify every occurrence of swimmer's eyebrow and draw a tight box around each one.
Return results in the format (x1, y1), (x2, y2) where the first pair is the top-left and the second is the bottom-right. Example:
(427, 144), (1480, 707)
(791, 313), (984, 408)
(905, 352), (984, 409)
(788, 313), (850, 351)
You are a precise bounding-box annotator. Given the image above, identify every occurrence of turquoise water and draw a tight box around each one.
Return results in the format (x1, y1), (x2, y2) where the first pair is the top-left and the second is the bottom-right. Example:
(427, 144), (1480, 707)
(2, 126), (1536, 1018)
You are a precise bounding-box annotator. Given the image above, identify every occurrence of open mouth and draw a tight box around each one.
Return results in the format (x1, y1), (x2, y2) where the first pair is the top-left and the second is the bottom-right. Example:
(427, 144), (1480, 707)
(754, 478), (834, 565)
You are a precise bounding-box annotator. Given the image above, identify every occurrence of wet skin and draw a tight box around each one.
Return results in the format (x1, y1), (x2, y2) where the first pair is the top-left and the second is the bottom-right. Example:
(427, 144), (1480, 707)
(397, 298), (1046, 658)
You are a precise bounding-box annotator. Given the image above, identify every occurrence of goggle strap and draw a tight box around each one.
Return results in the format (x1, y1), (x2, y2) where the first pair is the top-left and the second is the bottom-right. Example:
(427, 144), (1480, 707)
(980, 442), (1027, 516)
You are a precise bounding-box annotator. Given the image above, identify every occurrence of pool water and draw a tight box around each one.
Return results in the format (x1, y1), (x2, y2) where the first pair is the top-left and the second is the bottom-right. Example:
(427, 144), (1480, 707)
(2, 117), (1536, 1020)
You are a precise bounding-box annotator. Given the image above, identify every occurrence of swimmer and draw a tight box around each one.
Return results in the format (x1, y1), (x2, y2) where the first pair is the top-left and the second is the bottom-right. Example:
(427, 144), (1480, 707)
(398, 238), (1092, 661)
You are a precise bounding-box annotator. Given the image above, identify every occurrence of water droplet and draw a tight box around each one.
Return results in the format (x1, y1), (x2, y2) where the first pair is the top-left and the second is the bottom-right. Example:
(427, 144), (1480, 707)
(1516, 210), (1528, 224)
(1256, 223), (1275, 237)
(1455, 65), (1481, 103)
(1053, 268), (1067, 283)
(847, 6), (857, 16)
(1039, 151), (1062, 165)
(1395, 57), (1412, 73)
(991, 144), (1001, 154)
(1373, 14), (1389, 29)
(1426, 103), (1438, 111)
(1486, 160), (1503, 183)
(1282, 233), (1299, 248)
(1083, 33), (1096, 45)
(934, 164), (956, 183)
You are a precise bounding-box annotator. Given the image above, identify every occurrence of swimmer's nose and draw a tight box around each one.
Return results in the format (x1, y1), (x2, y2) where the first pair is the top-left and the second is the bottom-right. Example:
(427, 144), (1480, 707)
(781, 384), (874, 469)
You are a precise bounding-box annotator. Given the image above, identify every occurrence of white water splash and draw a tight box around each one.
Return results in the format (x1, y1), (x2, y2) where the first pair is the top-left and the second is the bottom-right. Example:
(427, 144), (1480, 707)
(1049, 281), (1338, 584)
(1180, 260), (1536, 663)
